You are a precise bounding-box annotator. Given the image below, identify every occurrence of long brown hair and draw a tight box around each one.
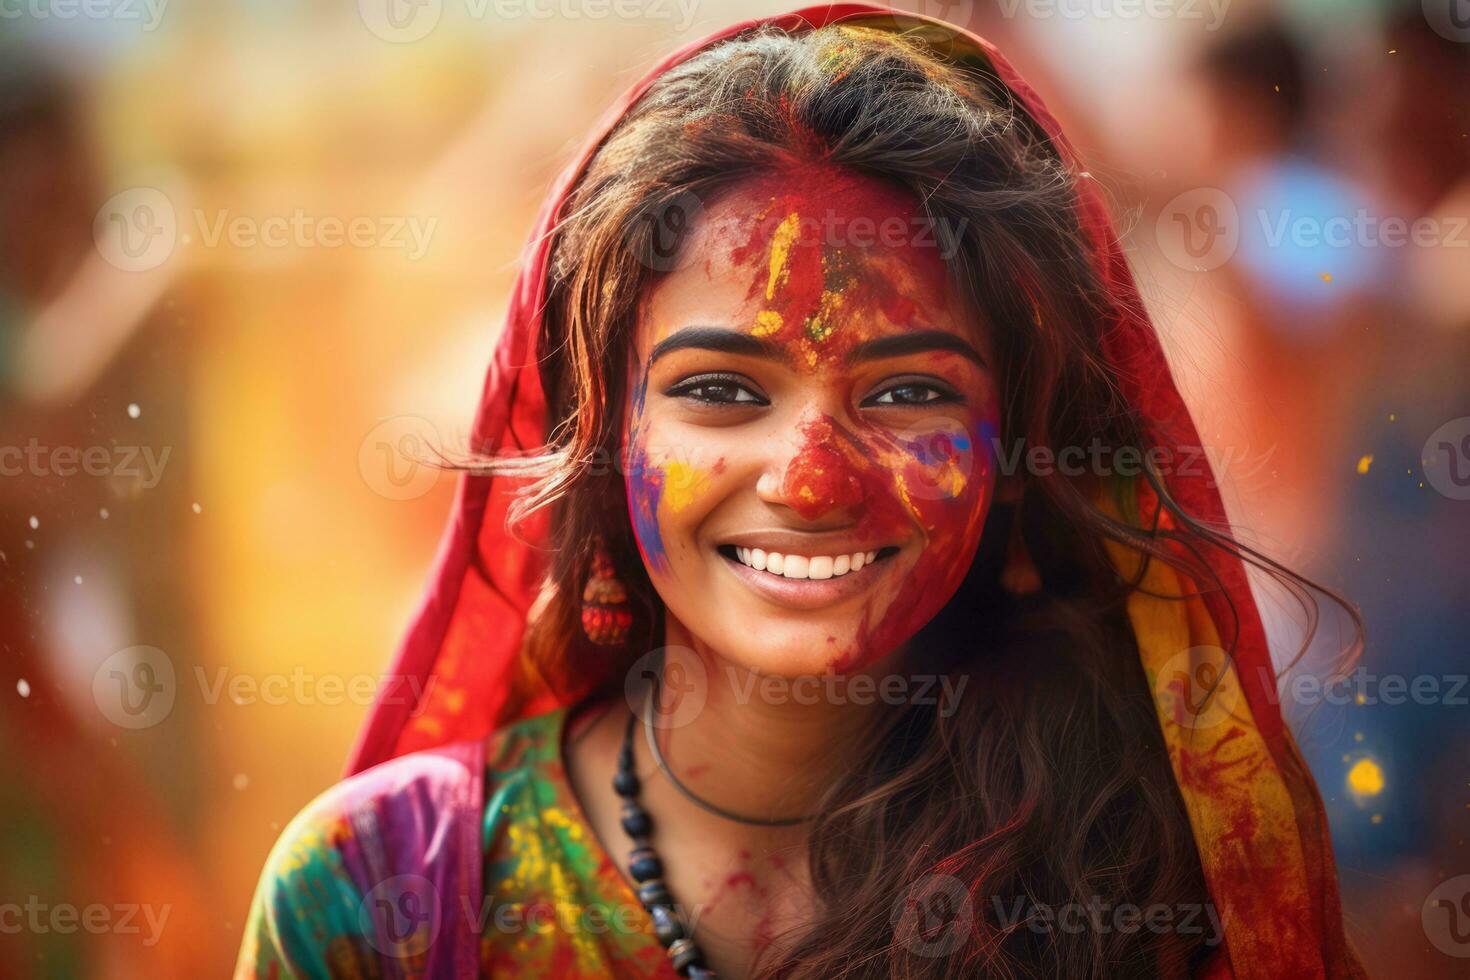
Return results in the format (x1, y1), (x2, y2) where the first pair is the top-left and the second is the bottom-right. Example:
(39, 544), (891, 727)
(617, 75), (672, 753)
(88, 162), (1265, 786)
(476, 22), (1359, 978)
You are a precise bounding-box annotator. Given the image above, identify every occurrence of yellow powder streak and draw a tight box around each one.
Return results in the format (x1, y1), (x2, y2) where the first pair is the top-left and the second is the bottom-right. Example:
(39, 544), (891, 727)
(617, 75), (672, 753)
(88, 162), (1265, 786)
(766, 212), (802, 301)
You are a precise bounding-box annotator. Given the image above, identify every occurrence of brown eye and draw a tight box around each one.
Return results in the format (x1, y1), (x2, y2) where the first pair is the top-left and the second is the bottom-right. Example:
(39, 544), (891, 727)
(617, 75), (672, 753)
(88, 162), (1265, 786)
(665, 374), (767, 405)
(864, 381), (957, 407)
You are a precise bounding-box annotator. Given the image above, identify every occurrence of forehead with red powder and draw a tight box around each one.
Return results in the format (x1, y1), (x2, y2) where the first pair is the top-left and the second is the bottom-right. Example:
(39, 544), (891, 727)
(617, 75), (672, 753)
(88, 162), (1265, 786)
(664, 164), (967, 362)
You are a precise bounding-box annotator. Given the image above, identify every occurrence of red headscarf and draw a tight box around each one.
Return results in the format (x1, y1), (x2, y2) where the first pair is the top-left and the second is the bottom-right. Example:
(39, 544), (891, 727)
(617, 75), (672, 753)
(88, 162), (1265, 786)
(347, 6), (1360, 977)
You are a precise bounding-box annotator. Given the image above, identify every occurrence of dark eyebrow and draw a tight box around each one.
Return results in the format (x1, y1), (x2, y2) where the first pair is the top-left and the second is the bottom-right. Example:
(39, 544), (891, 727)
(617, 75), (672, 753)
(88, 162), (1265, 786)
(647, 327), (789, 367)
(844, 330), (987, 369)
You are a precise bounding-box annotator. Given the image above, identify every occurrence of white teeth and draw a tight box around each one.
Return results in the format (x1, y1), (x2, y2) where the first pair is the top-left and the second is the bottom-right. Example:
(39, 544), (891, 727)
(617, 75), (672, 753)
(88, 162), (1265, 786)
(730, 547), (887, 580)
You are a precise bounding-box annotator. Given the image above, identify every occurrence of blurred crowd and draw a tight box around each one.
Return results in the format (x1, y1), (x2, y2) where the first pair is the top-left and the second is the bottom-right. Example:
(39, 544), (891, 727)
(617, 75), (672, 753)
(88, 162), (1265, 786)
(0, 0), (1465, 975)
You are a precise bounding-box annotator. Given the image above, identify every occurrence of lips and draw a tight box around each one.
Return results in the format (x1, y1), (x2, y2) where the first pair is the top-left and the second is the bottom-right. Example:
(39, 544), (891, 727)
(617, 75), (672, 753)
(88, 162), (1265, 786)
(733, 546), (879, 580)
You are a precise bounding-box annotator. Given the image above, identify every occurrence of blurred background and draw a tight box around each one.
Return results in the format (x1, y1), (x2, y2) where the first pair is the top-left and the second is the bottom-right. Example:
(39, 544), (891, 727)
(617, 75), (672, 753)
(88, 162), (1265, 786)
(0, 0), (1466, 975)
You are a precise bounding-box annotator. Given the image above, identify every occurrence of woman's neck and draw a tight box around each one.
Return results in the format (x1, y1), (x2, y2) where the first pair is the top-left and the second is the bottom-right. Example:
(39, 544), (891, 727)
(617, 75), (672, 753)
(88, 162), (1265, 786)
(648, 617), (901, 824)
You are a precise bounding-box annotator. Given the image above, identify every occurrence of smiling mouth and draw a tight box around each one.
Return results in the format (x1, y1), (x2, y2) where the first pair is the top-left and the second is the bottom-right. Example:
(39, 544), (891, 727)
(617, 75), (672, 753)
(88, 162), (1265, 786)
(716, 543), (901, 581)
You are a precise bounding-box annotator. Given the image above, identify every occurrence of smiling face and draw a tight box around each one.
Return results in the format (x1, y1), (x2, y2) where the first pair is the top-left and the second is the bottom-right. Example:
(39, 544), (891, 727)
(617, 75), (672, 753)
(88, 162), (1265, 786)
(622, 166), (999, 677)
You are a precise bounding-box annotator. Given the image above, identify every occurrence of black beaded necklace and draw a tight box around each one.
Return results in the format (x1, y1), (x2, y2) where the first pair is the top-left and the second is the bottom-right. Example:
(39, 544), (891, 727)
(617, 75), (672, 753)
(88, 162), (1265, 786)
(613, 702), (718, 979)
(614, 678), (820, 977)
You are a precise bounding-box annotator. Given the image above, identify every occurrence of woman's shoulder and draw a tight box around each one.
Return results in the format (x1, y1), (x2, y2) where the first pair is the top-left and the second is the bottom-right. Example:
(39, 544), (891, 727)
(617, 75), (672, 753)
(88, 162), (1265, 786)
(234, 738), (493, 978)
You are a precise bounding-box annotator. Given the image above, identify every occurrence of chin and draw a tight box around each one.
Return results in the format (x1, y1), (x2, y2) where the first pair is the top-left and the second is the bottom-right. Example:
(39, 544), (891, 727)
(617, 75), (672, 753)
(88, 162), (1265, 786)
(720, 622), (884, 679)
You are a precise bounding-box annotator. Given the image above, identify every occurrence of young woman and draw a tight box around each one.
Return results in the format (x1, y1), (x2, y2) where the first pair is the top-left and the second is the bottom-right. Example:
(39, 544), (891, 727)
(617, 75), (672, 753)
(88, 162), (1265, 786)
(237, 6), (1364, 978)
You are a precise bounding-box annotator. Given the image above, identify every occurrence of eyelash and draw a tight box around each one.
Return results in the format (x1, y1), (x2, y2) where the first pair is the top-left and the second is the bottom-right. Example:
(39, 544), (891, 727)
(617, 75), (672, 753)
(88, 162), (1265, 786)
(664, 373), (767, 405)
(663, 373), (962, 408)
(866, 382), (960, 407)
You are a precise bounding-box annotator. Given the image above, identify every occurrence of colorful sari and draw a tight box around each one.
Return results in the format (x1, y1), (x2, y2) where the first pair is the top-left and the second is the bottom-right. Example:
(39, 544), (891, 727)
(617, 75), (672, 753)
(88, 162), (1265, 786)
(237, 706), (675, 979)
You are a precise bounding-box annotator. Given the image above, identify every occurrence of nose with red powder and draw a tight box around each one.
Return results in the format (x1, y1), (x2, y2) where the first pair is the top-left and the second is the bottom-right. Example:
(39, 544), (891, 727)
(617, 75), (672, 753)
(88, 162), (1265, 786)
(778, 416), (869, 521)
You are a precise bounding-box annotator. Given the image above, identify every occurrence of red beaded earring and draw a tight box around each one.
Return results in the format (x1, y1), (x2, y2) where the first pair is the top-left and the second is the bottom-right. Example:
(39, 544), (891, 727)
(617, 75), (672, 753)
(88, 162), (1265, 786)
(581, 536), (633, 646)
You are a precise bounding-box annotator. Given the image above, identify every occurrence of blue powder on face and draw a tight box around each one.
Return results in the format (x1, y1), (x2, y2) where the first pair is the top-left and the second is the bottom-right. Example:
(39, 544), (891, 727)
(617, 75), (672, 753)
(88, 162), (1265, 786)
(624, 366), (670, 572)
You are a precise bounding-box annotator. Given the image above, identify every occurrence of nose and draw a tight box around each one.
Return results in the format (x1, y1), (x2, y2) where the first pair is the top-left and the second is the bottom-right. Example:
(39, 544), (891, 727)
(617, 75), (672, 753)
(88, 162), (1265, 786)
(757, 414), (869, 523)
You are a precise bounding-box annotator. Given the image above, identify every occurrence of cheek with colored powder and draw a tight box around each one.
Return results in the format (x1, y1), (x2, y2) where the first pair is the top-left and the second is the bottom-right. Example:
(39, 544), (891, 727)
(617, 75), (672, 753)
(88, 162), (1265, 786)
(826, 405), (1000, 670)
(624, 366), (670, 575)
(625, 385), (726, 576)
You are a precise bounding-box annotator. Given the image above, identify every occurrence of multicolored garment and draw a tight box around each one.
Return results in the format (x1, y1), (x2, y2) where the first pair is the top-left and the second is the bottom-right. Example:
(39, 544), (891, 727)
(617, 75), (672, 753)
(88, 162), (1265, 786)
(236, 706), (676, 979)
